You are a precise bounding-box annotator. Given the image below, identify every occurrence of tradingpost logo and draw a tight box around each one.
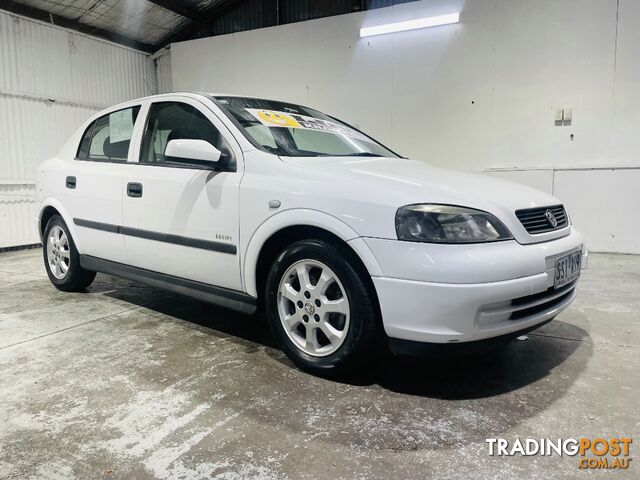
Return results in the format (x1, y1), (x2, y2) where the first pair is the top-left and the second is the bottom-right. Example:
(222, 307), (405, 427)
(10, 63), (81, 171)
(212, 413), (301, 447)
(486, 437), (633, 470)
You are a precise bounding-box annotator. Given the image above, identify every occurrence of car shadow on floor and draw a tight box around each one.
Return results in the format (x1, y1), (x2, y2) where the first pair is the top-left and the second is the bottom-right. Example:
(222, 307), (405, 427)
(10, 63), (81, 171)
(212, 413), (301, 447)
(362, 333), (589, 400)
(97, 275), (591, 401)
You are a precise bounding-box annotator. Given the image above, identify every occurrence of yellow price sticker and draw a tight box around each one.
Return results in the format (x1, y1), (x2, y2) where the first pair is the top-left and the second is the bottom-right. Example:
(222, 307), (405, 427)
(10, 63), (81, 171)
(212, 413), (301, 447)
(257, 110), (301, 128)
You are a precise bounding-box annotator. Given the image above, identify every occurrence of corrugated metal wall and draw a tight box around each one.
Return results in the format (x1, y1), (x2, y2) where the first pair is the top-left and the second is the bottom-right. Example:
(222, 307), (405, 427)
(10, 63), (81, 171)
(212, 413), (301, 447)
(155, 49), (173, 93)
(0, 10), (156, 248)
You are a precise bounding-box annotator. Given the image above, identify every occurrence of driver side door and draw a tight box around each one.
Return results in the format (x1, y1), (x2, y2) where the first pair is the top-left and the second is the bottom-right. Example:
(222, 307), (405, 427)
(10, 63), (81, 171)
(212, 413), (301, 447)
(121, 96), (243, 291)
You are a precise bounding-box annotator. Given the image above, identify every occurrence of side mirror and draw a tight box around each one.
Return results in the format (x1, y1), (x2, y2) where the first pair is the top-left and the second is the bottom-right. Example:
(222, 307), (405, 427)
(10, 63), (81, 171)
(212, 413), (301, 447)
(165, 139), (222, 169)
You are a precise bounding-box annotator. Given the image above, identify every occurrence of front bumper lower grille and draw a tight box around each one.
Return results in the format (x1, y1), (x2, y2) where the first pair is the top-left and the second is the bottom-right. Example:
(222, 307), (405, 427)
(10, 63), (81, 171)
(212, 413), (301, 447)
(477, 279), (578, 327)
(509, 280), (577, 320)
(515, 204), (568, 234)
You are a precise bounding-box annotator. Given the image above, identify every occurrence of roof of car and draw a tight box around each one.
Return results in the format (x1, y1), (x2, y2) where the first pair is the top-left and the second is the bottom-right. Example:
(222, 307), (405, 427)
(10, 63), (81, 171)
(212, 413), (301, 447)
(93, 92), (305, 121)
(121, 92), (284, 105)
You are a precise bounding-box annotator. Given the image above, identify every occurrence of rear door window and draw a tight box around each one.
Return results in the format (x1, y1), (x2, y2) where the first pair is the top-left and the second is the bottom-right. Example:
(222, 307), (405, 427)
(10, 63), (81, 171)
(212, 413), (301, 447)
(77, 106), (140, 161)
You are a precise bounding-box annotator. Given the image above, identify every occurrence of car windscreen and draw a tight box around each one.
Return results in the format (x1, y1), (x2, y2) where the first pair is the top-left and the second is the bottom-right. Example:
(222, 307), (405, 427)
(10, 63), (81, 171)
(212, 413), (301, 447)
(214, 96), (399, 158)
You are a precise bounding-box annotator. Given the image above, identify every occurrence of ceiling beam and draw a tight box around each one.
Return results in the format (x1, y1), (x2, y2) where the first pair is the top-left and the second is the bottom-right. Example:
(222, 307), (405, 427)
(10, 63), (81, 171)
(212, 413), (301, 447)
(0, 0), (155, 53)
(146, 0), (200, 20)
(156, 0), (248, 49)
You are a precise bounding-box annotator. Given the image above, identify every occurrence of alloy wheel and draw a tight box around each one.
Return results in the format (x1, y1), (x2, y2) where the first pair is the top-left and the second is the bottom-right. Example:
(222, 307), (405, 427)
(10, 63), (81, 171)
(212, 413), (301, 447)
(46, 225), (70, 280)
(277, 259), (351, 357)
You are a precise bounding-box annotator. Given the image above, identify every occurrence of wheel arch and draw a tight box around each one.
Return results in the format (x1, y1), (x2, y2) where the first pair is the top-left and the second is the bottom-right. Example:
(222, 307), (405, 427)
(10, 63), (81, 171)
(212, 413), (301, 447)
(38, 199), (79, 247)
(243, 209), (383, 300)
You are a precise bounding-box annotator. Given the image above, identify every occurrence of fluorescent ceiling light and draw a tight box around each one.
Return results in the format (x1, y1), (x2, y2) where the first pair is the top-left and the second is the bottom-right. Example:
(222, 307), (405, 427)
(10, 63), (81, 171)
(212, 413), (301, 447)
(359, 12), (460, 38)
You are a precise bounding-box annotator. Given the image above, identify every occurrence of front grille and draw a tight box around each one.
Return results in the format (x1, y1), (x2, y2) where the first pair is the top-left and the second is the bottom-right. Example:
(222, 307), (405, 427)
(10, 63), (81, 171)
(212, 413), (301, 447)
(515, 204), (568, 234)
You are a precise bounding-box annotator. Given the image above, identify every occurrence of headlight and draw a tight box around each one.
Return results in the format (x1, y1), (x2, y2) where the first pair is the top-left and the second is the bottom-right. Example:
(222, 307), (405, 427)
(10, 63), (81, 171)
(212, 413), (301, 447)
(395, 204), (513, 243)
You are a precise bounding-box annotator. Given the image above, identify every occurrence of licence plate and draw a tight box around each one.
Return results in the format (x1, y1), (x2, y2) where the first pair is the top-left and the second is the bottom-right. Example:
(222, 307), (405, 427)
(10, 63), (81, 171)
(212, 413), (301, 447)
(554, 251), (581, 288)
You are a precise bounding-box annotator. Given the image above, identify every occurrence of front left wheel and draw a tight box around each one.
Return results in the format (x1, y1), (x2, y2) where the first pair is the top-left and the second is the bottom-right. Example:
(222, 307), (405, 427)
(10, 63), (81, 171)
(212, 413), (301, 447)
(43, 215), (96, 291)
(265, 238), (379, 376)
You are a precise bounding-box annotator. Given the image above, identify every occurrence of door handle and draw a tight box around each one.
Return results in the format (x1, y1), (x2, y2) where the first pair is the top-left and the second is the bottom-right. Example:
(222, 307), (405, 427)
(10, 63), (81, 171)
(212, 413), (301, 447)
(127, 182), (143, 198)
(66, 176), (76, 189)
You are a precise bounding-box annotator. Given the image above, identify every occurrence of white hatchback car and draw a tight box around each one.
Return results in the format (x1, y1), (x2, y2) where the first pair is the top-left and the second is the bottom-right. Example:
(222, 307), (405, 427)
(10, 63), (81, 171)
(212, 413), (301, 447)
(37, 92), (586, 375)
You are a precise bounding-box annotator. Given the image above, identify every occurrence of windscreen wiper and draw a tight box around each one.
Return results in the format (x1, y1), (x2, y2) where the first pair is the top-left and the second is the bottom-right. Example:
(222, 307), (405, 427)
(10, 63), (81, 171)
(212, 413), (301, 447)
(343, 152), (385, 157)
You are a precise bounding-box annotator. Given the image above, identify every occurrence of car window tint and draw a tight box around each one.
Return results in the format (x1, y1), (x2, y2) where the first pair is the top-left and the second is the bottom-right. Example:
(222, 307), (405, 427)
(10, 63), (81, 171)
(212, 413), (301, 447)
(245, 124), (277, 148)
(77, 121), (94, 159)
(140, 102), (231, 164)
(88, 116), (110, 160)
(288, 128), (353, 155)
(77, 106), (140, 161)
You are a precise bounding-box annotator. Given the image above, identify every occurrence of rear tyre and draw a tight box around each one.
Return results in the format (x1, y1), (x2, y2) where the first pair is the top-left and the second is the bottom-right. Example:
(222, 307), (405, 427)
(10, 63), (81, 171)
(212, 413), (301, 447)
(265, 239), (379, 376)
(43, 215), (96, 292)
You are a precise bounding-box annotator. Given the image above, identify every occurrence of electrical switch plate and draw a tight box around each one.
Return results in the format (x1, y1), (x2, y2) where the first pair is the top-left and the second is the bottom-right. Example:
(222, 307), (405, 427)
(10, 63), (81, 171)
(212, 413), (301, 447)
(555, 109), (564, 122)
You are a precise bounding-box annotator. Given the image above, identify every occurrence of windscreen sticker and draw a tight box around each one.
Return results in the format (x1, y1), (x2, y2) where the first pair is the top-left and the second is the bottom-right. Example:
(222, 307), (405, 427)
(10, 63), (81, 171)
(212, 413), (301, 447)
(246, 108), (368, 141)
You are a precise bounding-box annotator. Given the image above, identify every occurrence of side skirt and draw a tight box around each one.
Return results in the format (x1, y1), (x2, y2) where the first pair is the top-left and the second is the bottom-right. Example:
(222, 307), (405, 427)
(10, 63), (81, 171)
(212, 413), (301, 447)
(80, 255), (257, 315)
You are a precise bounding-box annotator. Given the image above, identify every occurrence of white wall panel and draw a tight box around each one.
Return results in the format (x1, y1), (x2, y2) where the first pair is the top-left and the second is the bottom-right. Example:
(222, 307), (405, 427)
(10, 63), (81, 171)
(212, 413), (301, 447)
(389, 0), (493, 170)
(172, 33), (236, 93)
(0, 10), (155, 248)
(554, 169), (640, 254)
(490, 0), (617, 170)
(610, 0), (640, 166)
(234, 22), (309, 103)
(307, 13), (393, 145)
(484, 170), (554, 195)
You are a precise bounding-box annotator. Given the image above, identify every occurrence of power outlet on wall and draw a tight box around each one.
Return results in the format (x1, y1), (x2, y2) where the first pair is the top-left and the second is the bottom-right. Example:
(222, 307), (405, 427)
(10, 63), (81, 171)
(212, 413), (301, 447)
(555, 108), (572, 126)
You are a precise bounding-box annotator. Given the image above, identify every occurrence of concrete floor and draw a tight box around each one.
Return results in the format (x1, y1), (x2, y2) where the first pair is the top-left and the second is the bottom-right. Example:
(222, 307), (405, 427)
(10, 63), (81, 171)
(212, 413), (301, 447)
(0, 250), (638, 480)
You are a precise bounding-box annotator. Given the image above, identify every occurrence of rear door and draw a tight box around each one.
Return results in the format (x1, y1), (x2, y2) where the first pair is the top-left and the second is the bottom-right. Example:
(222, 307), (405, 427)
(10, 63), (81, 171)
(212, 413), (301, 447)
(66, 105), (141, 264)
(121, 96), (243, 290)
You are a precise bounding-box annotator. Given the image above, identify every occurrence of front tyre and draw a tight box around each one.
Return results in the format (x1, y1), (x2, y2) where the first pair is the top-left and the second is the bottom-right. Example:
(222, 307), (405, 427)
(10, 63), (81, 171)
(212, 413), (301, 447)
(265, 239), (378, 376)
(43, 215), (96, 292)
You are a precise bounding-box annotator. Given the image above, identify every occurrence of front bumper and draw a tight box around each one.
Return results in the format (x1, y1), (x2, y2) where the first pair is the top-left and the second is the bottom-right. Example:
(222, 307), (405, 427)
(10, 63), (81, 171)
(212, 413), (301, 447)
(364, 227), (586, 345)
(387, 319), (554, 357)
